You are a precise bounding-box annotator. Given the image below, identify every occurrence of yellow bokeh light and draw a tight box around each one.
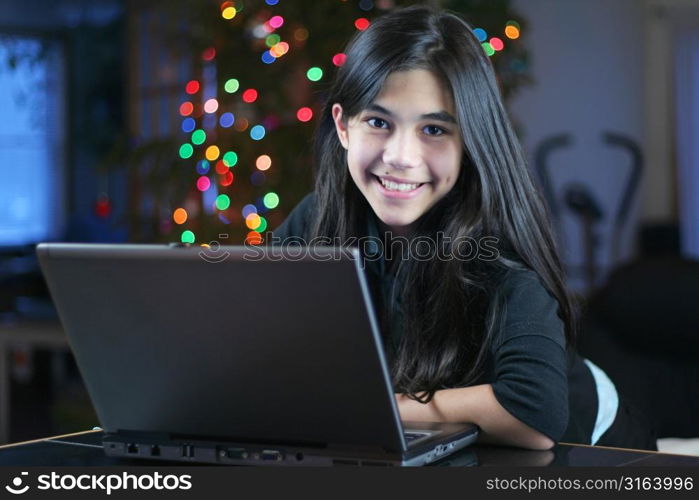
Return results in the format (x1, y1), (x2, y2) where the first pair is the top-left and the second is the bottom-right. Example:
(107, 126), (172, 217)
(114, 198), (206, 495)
(205, 145), (220, 161)
(505, 26), (520, 39)
(270, 42), (289, 58)
(246, 213), (261, 230)
(222, 6), (236, 19)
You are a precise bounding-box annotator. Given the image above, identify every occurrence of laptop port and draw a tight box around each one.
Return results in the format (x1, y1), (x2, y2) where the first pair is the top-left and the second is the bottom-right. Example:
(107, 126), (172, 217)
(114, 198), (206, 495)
(182, 444), (194, 458)
(261, 450), (283, 461)
(150, 445), (161, 457)
(226, 448), (249, 460)
(127, 443), (138, 454)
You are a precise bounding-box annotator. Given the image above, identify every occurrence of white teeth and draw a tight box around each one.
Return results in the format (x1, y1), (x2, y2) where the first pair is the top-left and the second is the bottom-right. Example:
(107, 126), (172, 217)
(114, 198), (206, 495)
(378, 177), (421, 192)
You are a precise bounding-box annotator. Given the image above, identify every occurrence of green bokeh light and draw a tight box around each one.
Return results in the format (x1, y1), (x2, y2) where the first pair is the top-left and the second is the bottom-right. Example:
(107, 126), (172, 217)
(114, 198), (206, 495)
(222, 151), (238, 167)
(216, 194), (231, 210)
(191, 129), (206, 145)
(224, 78), (240, 93)
(181, 230), (195, 243)
(179, 143), (194, 159)
(306, 67), (323, 82)
(265, 34), (281, 47)
(263, 192), (280, 209)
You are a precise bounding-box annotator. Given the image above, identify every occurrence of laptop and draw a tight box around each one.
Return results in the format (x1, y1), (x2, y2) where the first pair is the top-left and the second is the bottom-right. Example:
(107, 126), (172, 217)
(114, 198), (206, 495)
(36, 243), (478, 466)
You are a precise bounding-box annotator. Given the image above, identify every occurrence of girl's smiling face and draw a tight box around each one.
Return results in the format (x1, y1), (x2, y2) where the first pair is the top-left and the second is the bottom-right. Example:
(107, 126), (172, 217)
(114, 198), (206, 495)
(332, 69), (463, 235)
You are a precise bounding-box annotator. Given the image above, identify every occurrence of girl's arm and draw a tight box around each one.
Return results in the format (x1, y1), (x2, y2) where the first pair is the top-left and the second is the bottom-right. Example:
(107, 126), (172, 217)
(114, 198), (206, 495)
(395, 384), (555, 450)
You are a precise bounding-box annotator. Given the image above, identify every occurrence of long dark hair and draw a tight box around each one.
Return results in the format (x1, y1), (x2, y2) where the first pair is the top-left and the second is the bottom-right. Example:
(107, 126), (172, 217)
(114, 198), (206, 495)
(311, 5), (576, 402)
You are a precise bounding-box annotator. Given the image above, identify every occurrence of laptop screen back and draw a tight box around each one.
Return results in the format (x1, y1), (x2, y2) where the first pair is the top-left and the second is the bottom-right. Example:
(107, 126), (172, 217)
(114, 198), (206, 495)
(37, 244), (405, 452)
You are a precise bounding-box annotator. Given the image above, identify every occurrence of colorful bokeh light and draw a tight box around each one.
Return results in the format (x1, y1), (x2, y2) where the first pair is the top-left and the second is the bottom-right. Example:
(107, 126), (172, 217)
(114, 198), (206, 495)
(242, 89), (258, 103)
(220, 112), (235, 128)
(179, 102), (194, 116)
(256, 217), (268, 233)
(205, 145), (220, 161)
(270, 42), (289, 58)
(505, 21), (520, 40)
(179, 143), (194, 159)
(256, 155), (272, 171)
(332, 53), (347, 67)
(191, 129), (206, 145)
(297, 107), (313, 122)
(261, 51), (275, 64)
(222, 151), (238, 167)
(269, 15), (284, 29)
(173, 208), (188, 225)
(490, 37), (504, 51)
(307, 67), (323, 81)
(181, 230), (195, 244)
(473, 28), (487, 42)
(265, 34), (281, 47)
(250, 125), (266, 140)
(355, 18), (370, 31)
(220, 171), (234, 186)
(246, 231), (262, 245)
(222, 6), (236, 19)
(202, 47), (216, 61)
(204, 98), (219, 114)
(216, 194), (231, 210)
(234, 118), (249, 132)
(185, 80), (200, 94)
(197, 176), (211, 192)
(196, 160), (210, 175)
(224, 78), (240, 93)
(263, 192), (279, 209)
(246, 213), (262, 230)
(215, 160), (229, 175)
(242, 204), (257, 218)
(181, 117), (196, 133)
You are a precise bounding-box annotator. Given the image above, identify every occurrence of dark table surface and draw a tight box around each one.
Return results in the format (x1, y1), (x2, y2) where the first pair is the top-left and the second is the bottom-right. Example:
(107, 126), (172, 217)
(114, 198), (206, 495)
(0, 430), (697, 467)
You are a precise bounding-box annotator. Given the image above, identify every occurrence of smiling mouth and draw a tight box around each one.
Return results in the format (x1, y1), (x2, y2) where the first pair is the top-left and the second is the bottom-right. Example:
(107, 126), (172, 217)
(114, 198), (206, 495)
(374, 175), (426, 193)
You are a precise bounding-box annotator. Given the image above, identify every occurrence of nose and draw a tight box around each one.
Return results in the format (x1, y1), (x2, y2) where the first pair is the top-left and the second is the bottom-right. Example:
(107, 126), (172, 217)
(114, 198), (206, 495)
(382, 129), (422, 170)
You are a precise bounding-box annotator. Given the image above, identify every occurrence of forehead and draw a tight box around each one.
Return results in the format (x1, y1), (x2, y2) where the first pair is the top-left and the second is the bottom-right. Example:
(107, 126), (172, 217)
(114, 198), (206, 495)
(373, 69), (455, 115)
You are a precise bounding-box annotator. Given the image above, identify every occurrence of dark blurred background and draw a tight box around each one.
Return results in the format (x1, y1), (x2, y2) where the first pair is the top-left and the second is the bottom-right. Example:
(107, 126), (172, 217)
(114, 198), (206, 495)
(0, 0), (697, 453)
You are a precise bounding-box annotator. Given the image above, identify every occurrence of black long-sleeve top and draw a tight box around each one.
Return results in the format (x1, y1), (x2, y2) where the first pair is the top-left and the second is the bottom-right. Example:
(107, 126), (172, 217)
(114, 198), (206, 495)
(269, 193), (599, 443)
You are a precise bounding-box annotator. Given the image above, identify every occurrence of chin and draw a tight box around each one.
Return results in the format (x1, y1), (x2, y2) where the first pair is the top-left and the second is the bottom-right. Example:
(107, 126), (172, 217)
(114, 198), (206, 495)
(374, 213), (419, 233)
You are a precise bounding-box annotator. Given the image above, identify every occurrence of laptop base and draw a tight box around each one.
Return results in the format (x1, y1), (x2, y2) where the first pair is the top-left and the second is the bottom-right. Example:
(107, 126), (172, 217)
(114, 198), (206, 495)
(103, 426), (478, 467)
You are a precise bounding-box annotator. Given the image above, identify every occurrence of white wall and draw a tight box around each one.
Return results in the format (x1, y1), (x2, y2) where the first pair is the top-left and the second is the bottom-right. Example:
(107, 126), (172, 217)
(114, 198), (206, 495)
(508, 0), (645, 290)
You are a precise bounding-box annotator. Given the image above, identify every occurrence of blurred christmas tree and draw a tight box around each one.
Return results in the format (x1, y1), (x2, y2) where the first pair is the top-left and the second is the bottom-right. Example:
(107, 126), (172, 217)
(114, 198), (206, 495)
(123, 0), (530, 245)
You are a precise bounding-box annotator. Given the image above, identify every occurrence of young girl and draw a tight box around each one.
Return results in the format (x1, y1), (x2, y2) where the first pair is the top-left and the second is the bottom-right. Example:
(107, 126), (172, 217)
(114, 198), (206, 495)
(271, 5), (655, 450)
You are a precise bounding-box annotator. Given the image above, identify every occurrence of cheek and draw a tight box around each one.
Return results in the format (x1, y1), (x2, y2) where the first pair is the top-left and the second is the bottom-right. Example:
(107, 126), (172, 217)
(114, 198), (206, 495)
(347, 139), (380, 174)
(431, 148), (462, 187)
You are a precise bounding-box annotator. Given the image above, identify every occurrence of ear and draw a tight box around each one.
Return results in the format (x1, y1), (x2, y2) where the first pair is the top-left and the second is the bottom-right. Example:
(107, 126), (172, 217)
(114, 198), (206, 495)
(331, 103), (349, 150)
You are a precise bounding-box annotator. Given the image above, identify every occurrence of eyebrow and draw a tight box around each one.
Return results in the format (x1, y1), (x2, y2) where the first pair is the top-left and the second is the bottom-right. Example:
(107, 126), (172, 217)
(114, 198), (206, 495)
(366, 103), (457, 124)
